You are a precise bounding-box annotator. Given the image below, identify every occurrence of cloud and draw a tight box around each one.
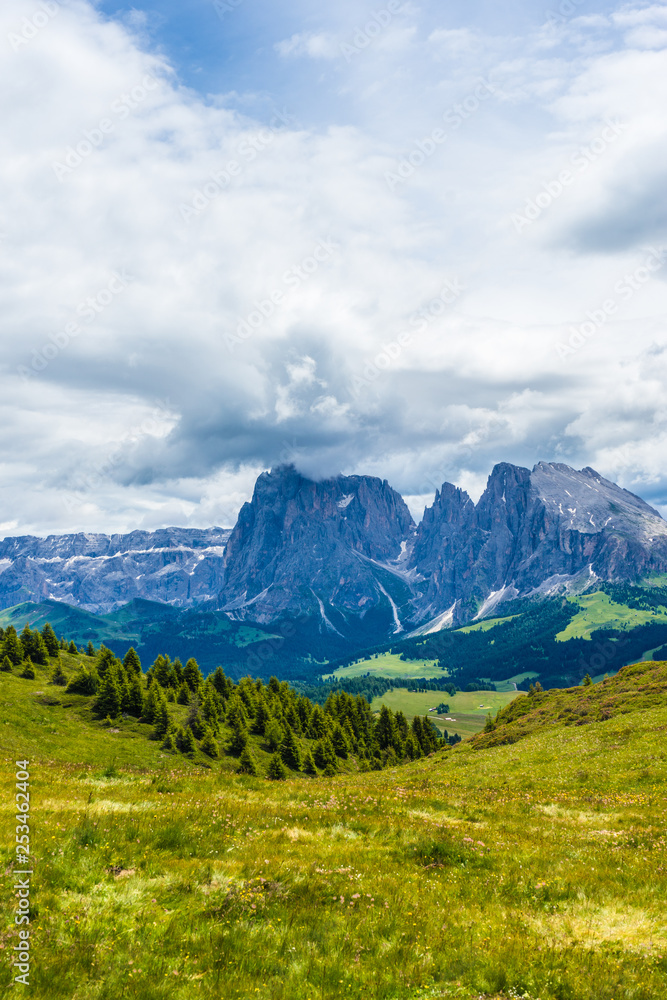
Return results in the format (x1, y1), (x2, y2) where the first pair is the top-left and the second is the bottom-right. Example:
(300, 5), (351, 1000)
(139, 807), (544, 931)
(275, 31), (339, 59)
(1, 0), (667, 534)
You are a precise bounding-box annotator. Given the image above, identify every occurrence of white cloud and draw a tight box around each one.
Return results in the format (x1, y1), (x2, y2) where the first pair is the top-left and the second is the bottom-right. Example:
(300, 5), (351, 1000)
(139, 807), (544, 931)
(1, 0), (667, 535)
(275, 31), (339, 59)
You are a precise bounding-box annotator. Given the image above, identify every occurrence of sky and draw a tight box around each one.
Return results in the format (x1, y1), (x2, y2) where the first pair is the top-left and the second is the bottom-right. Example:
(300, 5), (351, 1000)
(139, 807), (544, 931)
(1, 0), (667, 535)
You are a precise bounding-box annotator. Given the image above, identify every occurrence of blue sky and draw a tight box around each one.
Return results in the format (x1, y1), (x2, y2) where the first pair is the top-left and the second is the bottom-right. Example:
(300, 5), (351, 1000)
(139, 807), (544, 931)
(1, 0), (667, 534)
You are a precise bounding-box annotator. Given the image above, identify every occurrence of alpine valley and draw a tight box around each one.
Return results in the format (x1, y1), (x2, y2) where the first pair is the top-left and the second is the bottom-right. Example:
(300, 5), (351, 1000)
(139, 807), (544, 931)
(3, 461), (667, 688)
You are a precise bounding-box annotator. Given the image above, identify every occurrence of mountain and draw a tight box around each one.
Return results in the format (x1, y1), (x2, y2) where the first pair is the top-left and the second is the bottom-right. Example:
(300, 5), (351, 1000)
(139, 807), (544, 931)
(220, 465), (416, 631)
(0, 527), (230, 614)
(410, 461), (667, 626)
(1, 461), (667, 661)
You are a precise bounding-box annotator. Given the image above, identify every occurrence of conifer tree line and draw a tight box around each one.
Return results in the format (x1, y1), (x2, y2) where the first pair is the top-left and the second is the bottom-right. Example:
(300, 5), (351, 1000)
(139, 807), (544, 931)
(0, 621), (452, 778)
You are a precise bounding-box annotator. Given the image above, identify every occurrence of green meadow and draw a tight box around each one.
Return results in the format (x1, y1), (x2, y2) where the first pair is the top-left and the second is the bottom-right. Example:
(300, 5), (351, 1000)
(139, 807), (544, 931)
(371, 690), (518, 740)
(556, 591), (667, 641)
(328, 652), (445, 681)
(455, 616), (519, 634)
(1, 635), (666, 999)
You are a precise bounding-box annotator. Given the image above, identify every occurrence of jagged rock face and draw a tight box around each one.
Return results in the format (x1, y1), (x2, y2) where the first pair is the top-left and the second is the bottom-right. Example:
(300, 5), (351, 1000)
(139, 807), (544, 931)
(2, 462), (666, 637)
(410, 461), (667, 621)
(0, 528), (230, 614)
(220, 465), (415, 623)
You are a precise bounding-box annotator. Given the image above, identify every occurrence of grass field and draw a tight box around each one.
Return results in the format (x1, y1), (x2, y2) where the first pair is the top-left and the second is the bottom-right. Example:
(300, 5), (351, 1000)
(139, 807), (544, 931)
(328, 652), (445, 681)
(2, 673), (666, 998)
(2, 657), (667, 999)
(455, 615), (519, 634)
(557, 591), (667, 641)
(371, 689), (519, 739)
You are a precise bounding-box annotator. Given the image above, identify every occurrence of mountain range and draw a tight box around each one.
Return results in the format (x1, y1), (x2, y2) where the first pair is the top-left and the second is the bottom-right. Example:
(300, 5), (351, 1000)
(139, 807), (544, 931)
(2, 462), (667, 647)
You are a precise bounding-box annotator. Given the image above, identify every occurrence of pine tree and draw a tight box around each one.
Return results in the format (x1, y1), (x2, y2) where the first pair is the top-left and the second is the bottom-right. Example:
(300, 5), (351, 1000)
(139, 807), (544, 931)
(65, 667), (99, 695)
(30, 632), (49, 666)
(200, 727), (220, 758)
(94, 668), (123, 719)
(1, 655), (13, 672)
(19, 624), (33, 656)
(582, 674), (592, 687)
(266, 753), (288, 780)
(280, 726), (302, 771)
(97, 646), (118, 679)
(314, 737), (337, 772)
(179, 725), (197, 755)
(375, 705), (397, 750)
(331, 722), (349, 759)
(228, 720), (249, 755)
(177, 683), (190, 705)
(152, 697), (171, 739)
(20, 660), (35, 680)
(143, 682), (163, 724)
(161, 729), (177, 753)
(86, 641), (95, 657)
(265, 718), (284, 752)
(151, 655), (174, 689)
(2, 627), (22, 666)
(308, 703), (328, 739)
(237, 746), (258, 776)
(252, 698), (271, 734)
(172, 658), (184, 685)
(41, 622), (60, 657)
(126, 675), (145, 716)
(51, 661), (67, 686)
(68, 640), (77, 654)
(183, 657), (203, 692)
(303, 750), (318, 776)
(201, 686), (222, 731)
(123, 648), (142, 676)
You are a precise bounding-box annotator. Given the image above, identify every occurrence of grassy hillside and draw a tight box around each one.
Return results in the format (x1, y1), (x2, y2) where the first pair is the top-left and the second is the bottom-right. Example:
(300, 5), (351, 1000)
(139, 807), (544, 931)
(472, 659), (667, 751)
(1, 653), (666, 998)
